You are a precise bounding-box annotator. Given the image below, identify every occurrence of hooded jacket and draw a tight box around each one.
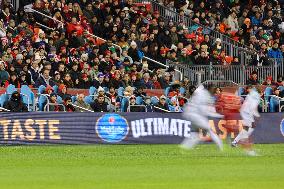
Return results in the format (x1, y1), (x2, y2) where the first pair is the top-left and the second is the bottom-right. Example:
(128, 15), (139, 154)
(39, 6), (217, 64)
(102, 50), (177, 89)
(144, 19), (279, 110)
(3, 91), (28, 112)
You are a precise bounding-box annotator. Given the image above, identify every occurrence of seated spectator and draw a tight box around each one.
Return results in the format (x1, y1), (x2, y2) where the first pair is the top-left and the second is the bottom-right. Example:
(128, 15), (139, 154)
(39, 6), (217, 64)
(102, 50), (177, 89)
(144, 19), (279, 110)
(106, 85), (118, 106)
(0, 61), (9, 86)
(152, 74), (162, 89)
(140, 72), (153, 89)
(90, 94), (108, 112)
(160, 72), (172, 89)
(128, 95), (145, 112)
(134, 86), (147, 97)
(3, 91), (28, 112)
(144, 96), (154, 112)
(74, 94), (92, 112)
(5, 72), (20, 88)
(262, 76), (277, 86)
(77, 74), (91, 89)
(34, 69), (56, 88)
(268, 42), (283, 59)
(63, 96), (76, 112)
(169, 96), (183, 112)
(48, 93), (61, 112)
(155, 95), (169, 112)
(58, 84), (70, 99)
(246, 71), (259, 85)
(62, 73), (74, 88)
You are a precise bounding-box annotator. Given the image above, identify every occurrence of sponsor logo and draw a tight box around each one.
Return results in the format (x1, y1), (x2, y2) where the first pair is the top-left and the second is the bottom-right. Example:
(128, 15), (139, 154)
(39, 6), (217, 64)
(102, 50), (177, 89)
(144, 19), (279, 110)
(131, 118), (192, 138)
(280, 119), (284, 136)
(96, 114), (129, 143)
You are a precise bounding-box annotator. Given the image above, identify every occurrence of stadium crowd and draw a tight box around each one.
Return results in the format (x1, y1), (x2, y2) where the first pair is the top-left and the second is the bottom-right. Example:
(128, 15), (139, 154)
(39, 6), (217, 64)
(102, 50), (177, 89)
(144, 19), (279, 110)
(0, 0), (283, 112)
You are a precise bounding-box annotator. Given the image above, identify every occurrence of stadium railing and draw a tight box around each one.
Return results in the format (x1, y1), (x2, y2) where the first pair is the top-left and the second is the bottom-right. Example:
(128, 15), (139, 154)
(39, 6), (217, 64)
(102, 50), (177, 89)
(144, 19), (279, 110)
(168, 58), (284, 85)
(134, 0), (257, 62)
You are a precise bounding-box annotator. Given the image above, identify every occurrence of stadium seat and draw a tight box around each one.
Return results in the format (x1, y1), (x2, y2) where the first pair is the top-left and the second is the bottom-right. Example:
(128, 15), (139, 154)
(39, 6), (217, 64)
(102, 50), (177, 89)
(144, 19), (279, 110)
(84, 96), (93, 105)
(117, 87), (125, 96)
(89, 87), (97, 96)
(169, 105), (175, 112)
(164, 87), (170, 96)
(151, 96), (159, 105)
(136, 96), (144, 105)
(264, 87), (273, 104)
(121, 97), (129, 112)
(20, 85), (35, 111)
(269, 96), (280, 112)
(103, 87), (109, 92)
(53, 85), (59, 94)
(71, 96), (77, 103)
(179, 87), (186, 95)
(278, 86), (284, 92)
(38, 95), (48, 111)
(38, 85), (46, 94)
(57, 96), (63, 104)
(6, 84), (16, 94)
(237, 87), (245, 96)
(0, 94), (9, 107)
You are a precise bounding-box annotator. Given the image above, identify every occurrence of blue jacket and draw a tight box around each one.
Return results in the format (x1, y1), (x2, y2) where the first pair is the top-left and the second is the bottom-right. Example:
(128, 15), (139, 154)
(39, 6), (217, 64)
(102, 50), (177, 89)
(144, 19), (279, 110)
(268, 48), (283, 59)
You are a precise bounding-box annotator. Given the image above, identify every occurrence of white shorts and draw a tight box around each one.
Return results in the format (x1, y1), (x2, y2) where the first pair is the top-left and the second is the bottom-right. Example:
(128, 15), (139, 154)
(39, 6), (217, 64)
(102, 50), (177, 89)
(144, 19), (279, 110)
(240, 111), (254, 127)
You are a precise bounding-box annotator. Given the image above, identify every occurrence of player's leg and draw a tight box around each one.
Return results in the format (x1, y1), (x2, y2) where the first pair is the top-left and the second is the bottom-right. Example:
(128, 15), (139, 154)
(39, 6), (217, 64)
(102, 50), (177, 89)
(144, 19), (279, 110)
(192, 114), (223, 150)
(180, 114), (203, 149)
(232, 126), (249, 146)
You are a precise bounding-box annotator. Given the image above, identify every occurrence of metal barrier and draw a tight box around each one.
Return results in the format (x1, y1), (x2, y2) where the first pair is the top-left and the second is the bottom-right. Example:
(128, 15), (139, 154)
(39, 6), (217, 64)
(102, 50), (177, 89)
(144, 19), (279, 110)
(44, 103), (66, 112)
(142, 56), (183, 80)
(128, 105), (147, 112)
(70, 103), (94, 112)
(134, 0), (257, 62)
(11, 0), (19, 11)
(168, 59), (284, 85)
(0, 107), (11, 112)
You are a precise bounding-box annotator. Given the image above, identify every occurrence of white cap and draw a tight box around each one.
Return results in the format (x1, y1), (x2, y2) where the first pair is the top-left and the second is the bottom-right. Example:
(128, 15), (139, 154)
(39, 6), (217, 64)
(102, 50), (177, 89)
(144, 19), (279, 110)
(98, 86), (104, 92)
(130, 41), (137, 47)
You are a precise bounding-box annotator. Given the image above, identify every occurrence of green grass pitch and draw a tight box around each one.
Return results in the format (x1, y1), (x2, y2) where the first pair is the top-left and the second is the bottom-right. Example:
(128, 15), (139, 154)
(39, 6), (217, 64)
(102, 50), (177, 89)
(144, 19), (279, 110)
(0, 144), (283, 189)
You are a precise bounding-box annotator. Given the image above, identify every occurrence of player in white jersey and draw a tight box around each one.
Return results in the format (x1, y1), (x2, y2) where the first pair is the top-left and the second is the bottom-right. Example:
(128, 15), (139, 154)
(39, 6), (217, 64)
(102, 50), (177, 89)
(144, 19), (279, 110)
(232, 88), (261, 155)
(181, 84), (224, 150)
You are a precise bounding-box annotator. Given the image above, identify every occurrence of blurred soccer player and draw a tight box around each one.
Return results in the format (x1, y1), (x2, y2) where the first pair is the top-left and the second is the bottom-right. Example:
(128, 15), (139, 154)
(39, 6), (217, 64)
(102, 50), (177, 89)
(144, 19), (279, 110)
(232, 88), (261, 155)
(181, 84), (224, 150)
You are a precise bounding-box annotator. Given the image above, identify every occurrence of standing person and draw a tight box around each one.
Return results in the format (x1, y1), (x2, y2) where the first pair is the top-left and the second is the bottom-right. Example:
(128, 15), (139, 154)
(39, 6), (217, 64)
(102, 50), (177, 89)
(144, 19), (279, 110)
(231, 88), (261, 156)
(181, 85), (224, 150)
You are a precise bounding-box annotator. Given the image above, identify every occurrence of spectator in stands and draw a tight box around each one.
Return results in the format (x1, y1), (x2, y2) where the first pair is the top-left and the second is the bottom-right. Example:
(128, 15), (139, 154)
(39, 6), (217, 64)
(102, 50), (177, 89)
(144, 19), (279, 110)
(90, 94), (108, 112)
(262, 76), (277, 86)
(152, 74), (162, 89)
(58, 84), (70, 100)
(155, 95), (169, 112)
(274, 87), (284, 98)
(63, 96), (76, 112)
(106, 85), (118, 106)
(169, 96), (183, 112)
(246, 71), (259, 85)
(4, 91), (28, 112)
(128, 95), (144, 112)
(74, 94), (92, 112)
(48, 93), (61, 112)
(160, 72), (172, 89)
(144, 96), (154, 112)
(34, 69), (56, 88)
(140, 72), (153, 89)
(5, 72), (20, 88)
(268, 42), (283, 60)
(0, 61), (9, 86)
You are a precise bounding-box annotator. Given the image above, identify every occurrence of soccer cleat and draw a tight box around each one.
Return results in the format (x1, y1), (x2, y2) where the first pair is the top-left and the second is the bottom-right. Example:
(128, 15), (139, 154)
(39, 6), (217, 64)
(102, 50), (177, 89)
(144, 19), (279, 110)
(231, 141), (238, 147)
